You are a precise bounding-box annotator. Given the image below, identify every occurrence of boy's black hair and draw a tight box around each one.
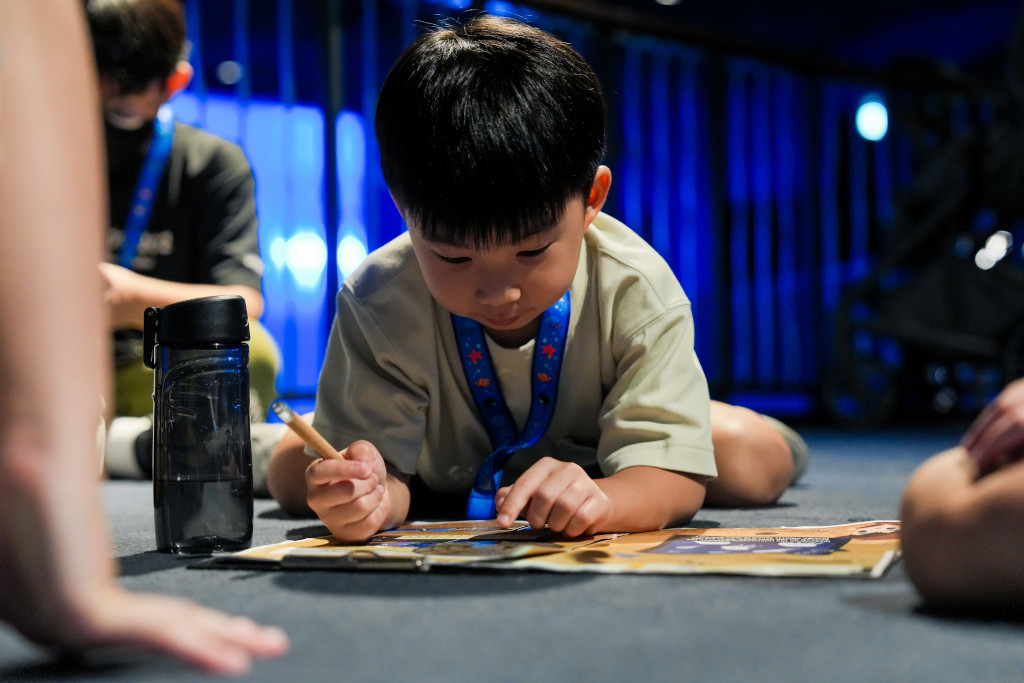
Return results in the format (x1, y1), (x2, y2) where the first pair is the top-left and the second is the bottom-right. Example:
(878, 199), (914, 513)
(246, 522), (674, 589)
(86, 0), (186, 95)
(375, 15), (606, 248)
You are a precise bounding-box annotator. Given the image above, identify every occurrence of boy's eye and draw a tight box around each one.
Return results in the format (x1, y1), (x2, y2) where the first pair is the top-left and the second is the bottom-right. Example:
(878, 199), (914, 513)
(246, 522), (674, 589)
(436, 253), (470, 264)
(518, 244), (551, 258)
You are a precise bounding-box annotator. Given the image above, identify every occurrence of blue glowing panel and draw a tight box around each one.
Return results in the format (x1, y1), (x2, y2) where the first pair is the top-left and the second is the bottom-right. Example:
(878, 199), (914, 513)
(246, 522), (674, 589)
(751, 69), (775, 386)
(242, 99), (328, 395)
(336, 111), (368, 280)
(169, 92), (202, 126)
(773, 73), (801, 386)
(621, 48), (644, 238)
(820, 84), (842, 313)
(676, 58), (699, 322)
(650, 54), (671, 258)
(728, 64), (752, 385)
(874, 121), (895, 230)
(849, 97), (870, 282)
(484, 1), (522, 16)
(204, 98), (241, 144)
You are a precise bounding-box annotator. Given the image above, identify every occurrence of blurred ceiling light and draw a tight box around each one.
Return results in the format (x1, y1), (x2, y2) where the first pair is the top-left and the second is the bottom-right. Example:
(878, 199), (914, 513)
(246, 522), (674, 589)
(855, 93), (888, 142)
(216, 60), (244, 85)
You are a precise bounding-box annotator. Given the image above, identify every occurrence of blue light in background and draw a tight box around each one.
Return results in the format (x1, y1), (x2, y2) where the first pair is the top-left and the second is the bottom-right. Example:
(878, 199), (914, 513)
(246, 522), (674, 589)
(856, 94), (888, 141)
(338, 236), (369, 278)
(483, 1), (521, 15)
(205, 98), (241, 143)
(424, 0), (472, 8)
(170, 94), (329, 397)
(336, 112), (368, 281)
(285, 232), (328, 288)
(170, 91), (202, 125)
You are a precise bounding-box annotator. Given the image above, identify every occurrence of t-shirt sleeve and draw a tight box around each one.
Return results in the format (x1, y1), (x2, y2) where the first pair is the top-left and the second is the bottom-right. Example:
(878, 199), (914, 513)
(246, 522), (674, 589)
(197, 143), (263, 291)
(311, 286), (428, 475)
(597, 300), (718, 480)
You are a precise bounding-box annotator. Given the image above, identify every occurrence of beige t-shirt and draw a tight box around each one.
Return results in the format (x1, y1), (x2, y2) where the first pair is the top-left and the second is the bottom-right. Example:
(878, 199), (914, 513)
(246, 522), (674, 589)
(312, 212), (716, 494)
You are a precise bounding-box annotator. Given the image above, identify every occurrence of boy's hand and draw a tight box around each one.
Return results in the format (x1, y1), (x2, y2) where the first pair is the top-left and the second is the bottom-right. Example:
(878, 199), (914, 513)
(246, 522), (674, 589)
(305, 440), (391, 541)
(494, 457), (610, 537)
(961, 377), (1024, 475)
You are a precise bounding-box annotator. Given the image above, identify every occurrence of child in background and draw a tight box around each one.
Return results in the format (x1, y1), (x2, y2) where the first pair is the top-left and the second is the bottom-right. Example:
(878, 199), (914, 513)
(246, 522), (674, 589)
(267, 16), (807, 540)
(901, 378), (1024, 611)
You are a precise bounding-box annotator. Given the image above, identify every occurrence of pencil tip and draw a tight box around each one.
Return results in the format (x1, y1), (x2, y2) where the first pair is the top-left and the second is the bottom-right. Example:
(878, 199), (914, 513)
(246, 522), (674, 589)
(270, 400), (293, 422)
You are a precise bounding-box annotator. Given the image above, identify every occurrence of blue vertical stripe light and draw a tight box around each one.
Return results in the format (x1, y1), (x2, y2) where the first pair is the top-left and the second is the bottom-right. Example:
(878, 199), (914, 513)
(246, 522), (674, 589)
(751, 67), (775, 386)
(233, 0), (250, 103)
(677, 56), (700, 336)
(820, 84), (842, 313)
(184, 0), (206, 100)
(204, 98), (241, 143)
(244, 101), (327, 395)
(622, 46), (644, 238)
(874, 115), (895, 230)
(169, 91), (201, 126)
(361, 0), (381, 249)
(849, 91), (870, 282)
(774, 73), (801, 385)
(245, 103), (288, 387)
(278, 0), (295, 105)
(336, 112), (368, 279)
(650, 53), (671, 258)
(484, 2), (522, 17)
(401, 0), (418, 48)
(728, 64), (752, 385)
(287, 106), (328, 390)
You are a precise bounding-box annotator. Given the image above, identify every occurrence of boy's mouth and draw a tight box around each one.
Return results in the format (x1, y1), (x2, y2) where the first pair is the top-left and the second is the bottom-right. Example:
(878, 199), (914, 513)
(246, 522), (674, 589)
(483, 314), (519, 328)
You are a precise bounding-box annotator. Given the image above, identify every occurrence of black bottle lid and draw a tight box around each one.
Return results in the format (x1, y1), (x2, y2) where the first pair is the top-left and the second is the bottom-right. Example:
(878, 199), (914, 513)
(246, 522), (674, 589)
(143, 295), (250, 368)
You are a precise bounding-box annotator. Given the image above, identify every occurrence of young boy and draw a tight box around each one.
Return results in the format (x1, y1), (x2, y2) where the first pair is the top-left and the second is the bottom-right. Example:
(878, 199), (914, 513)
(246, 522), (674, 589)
(267, 15), (806, 541)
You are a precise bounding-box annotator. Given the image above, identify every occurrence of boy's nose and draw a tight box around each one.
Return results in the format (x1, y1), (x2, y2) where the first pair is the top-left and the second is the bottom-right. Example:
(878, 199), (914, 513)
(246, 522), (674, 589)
(476, 279), (521, 306)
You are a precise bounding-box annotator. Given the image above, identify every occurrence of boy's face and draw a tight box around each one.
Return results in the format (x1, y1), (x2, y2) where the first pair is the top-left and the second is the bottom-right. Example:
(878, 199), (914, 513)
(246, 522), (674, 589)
(407, 167), (611, 345)
(100, 76), (168, 130)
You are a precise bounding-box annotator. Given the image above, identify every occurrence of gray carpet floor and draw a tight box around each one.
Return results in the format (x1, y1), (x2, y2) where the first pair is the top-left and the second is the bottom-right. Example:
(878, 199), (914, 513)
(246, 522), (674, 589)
(2, 425), (1023, 682)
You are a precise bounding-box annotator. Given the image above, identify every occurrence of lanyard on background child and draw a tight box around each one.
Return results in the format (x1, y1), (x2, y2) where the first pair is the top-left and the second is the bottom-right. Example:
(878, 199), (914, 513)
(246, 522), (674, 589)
(453, 291), (570, 520)
(118, 104), (175, 268)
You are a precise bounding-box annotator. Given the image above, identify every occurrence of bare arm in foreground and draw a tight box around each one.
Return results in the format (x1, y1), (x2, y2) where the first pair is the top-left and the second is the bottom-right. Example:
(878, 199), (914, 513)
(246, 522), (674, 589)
(0, 2), (287, 674)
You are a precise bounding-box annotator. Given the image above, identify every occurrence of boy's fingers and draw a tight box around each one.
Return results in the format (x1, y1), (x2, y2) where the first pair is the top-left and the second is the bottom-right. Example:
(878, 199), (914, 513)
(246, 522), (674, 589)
(562, 496), (601, 538)
(970, 413), (1022, 460)
(306, 458), (371, 486)
(538, 476), (594, 532)
(341, 440), (381, 464)
(496, 471), (546, 526)
(306, 471), (380, 514)
(320, 483), (385, 529)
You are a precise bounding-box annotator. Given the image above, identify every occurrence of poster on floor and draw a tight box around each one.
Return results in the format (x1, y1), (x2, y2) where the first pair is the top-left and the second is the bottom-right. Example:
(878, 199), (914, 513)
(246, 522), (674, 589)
(198, 520), (900, 578)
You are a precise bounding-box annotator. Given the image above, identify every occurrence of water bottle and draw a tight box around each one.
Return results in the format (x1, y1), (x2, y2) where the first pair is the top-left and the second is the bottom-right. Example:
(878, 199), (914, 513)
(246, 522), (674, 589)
(143, 295), (253, 553)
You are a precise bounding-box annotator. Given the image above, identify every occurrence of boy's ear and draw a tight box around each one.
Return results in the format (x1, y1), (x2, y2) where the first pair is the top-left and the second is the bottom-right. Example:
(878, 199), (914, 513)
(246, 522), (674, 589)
(162, 61), (193, 99)
(584, 165), (612, 226)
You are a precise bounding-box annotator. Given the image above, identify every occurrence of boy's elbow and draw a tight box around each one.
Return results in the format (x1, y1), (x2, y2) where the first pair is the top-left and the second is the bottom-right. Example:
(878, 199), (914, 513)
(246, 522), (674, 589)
(900, 469), (974, 606)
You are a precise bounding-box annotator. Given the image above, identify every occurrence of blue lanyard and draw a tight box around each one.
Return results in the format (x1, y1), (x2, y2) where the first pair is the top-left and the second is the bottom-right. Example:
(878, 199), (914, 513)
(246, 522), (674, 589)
(118, 105), (175, 268)
(453, 291), (570, 519)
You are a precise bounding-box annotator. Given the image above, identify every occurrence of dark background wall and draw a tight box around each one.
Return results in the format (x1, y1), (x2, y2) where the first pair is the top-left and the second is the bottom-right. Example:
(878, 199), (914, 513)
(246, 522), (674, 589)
(172, 0), (1024, 426)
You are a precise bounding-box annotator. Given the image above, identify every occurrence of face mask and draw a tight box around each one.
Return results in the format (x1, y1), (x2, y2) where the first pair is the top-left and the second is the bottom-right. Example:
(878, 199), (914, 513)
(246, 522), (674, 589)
(104, 118), (156, 171)
(106, 109), (150, 131)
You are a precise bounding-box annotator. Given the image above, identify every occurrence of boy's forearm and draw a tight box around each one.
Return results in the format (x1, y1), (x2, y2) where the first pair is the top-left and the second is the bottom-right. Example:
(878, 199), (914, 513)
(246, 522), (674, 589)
(595, 466), (707, 533)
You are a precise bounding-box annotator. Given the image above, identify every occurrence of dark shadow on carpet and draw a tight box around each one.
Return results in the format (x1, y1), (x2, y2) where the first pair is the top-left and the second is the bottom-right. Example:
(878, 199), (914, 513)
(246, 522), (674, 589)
(117, 550), (206, 577)
(271, 568), (597, 597)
